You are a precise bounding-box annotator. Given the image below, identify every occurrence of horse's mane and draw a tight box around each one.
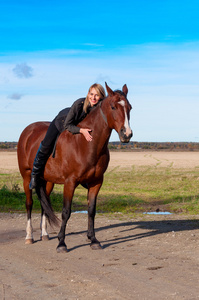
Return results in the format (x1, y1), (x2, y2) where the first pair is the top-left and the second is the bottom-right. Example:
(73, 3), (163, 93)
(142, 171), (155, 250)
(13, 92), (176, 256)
(114, 90), (126, 97)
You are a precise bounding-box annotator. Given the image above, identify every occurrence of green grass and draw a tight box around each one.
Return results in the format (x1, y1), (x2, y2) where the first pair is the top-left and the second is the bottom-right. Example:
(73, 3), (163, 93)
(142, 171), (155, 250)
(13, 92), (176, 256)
(1, 165), (199, 214)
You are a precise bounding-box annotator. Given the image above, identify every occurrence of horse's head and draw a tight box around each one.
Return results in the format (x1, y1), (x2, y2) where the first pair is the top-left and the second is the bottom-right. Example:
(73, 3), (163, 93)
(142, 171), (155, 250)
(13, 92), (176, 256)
(104, 82), (133, 143)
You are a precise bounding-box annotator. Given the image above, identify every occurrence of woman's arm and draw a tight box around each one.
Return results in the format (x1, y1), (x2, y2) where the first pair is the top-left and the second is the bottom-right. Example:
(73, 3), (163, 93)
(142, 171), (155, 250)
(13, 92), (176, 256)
(64, 98), (93, 141)
(63, 99), (84, 134)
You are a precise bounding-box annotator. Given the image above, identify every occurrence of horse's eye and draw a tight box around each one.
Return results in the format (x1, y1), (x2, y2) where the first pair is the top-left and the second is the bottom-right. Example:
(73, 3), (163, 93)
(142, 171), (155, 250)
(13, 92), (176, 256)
(111, 106), (116, 110)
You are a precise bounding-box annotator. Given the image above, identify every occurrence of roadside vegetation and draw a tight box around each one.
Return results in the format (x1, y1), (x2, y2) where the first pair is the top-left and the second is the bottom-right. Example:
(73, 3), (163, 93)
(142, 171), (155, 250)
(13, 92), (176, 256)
(1, 141), (199, 151)
(1, 164), (199, 215)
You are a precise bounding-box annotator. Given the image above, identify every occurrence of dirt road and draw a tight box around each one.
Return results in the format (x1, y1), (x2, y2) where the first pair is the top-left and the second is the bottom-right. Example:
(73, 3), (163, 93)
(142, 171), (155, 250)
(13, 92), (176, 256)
(1, 212), (199, 299)
(1, 151), (199, 299)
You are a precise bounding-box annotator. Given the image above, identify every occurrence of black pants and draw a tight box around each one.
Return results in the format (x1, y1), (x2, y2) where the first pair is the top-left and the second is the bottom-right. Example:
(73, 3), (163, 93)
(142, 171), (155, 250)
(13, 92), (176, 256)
(41, 118), (60, 153)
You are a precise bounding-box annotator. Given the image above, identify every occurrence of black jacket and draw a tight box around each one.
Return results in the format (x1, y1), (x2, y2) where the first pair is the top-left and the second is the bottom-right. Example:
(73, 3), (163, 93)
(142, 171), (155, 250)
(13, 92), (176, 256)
(54, 98), (99, 133)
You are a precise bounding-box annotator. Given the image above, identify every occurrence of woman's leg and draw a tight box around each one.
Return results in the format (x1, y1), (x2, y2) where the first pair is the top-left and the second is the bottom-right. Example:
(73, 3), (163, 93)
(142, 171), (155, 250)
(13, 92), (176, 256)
(29, 120), (59, 189)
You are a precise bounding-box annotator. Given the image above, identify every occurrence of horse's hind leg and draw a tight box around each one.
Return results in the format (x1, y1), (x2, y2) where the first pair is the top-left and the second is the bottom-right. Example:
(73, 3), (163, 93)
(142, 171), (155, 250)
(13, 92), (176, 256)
(23, 173), (34, 244)
(40, 182), (54, 241)
(40, 210), (49, 241)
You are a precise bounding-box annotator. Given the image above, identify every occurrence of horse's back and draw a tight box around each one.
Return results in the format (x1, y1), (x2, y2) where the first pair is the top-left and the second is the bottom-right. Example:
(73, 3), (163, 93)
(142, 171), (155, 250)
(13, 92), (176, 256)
(17, 122), (50, 176)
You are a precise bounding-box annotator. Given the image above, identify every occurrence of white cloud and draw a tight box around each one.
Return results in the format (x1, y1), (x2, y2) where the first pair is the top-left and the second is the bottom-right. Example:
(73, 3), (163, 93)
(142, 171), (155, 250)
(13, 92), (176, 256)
(82, 43), (104, 47)
(8, 93), (24, 100)
(13, 63), (33, 78)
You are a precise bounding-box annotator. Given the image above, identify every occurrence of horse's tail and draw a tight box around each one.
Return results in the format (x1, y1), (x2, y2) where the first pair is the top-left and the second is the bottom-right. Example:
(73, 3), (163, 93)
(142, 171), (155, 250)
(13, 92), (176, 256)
(35, 182), (59, 227)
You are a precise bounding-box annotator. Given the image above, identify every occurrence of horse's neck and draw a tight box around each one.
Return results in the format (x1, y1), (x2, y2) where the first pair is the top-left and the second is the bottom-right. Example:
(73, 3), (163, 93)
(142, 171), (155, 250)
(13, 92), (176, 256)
(90, 104), (112, 153)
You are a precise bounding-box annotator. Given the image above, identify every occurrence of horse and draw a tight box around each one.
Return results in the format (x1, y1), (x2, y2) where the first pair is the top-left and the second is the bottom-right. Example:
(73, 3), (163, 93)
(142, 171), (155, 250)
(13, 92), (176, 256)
(17, 83), (132, 252)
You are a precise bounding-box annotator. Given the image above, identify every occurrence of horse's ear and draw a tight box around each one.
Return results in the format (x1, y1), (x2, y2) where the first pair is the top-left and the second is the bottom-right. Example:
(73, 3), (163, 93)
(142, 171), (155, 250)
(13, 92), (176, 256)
(122, 84), (128, 96)
(105, 82), (115, 96)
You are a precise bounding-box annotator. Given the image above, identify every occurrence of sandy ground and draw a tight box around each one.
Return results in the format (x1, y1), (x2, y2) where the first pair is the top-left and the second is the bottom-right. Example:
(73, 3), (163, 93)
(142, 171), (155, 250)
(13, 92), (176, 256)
(1, 150), (199, 174)
(1, 151), (199, 299)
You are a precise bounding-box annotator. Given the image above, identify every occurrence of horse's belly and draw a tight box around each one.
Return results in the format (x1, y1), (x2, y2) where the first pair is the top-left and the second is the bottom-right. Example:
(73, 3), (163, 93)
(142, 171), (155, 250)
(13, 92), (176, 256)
(84, 160), (109, 182)
(44, 152), (109, 184)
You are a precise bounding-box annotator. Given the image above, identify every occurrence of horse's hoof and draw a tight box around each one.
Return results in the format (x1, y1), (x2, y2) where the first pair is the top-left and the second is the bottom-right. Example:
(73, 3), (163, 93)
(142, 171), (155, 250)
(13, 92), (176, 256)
(90, 243), (102, 250)
(25, 238), (34, 245)
(41, 235), (49, 241)
(56, 246), (68, 253)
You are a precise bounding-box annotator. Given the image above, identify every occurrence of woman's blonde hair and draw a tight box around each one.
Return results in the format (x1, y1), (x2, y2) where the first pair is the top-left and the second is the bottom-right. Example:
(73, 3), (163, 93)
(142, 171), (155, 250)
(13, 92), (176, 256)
(83, 83), (106, 113)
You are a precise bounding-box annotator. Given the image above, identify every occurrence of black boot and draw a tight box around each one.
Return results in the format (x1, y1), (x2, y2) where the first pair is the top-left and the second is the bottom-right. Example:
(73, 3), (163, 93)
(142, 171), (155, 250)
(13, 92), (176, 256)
(29, 143), (52, 190)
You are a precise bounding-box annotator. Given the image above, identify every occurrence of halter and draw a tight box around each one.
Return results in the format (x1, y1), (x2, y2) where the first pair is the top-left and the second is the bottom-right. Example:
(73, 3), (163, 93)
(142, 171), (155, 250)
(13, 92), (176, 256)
(99, 101), (108, 126)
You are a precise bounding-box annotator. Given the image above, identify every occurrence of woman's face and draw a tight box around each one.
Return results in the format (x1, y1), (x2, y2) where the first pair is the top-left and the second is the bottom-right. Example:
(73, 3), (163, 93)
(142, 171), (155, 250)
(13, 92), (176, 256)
(88, 88), (101, 107)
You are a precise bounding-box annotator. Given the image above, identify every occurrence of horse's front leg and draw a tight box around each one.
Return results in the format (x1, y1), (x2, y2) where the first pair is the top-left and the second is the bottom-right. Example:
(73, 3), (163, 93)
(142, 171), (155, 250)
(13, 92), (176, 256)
(87, 182), (103, 250)
(56, 180), (75, 253)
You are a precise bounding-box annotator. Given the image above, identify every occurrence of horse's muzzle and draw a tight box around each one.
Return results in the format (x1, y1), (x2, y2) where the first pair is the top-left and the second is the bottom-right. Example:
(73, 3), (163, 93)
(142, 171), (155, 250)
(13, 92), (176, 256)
(119, 128), (133, 143)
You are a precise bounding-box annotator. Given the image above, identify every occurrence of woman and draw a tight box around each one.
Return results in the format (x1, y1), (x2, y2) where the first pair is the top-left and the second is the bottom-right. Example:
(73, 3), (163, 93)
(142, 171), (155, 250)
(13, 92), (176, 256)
(29, 83), (106, 189)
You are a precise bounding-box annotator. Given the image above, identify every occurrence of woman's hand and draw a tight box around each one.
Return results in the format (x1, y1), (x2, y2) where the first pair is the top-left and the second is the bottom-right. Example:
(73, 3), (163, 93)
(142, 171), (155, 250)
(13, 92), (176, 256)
(80, 128), (93, 141)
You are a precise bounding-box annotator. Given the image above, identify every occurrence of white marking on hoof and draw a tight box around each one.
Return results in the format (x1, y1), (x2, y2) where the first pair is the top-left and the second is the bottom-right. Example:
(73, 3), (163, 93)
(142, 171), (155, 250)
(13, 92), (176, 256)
(26, 219), (33, 241)
(40, 215), (49, 239)
(25, 238), (34, 245)
(41, 235), (50, 241)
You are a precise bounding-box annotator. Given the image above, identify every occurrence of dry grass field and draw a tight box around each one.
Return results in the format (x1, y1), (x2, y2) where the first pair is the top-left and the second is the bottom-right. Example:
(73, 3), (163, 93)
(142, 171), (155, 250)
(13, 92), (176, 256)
(1, 150), (199, 173)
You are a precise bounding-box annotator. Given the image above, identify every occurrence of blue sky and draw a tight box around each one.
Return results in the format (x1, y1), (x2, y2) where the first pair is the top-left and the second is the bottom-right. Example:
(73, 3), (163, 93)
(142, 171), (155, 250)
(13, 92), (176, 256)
(0, 0), (199, 142)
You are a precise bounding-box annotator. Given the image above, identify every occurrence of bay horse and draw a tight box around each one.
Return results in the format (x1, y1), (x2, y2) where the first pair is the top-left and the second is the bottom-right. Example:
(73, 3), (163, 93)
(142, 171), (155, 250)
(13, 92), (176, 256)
(17, 83), (132, 252)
